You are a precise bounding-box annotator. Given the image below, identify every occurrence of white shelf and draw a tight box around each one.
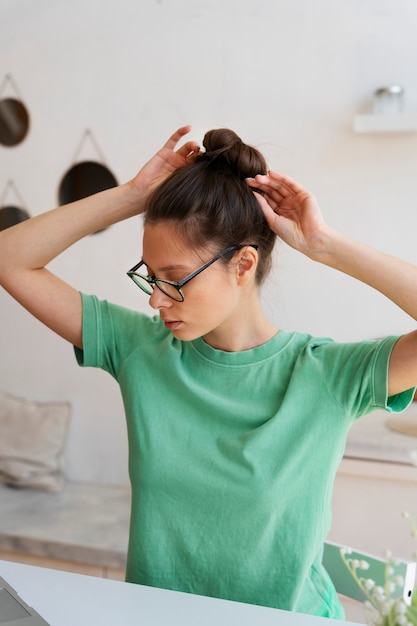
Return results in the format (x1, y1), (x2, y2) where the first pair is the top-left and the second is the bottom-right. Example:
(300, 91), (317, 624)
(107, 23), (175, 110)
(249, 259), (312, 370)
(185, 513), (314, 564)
(353, 112), (417, 133)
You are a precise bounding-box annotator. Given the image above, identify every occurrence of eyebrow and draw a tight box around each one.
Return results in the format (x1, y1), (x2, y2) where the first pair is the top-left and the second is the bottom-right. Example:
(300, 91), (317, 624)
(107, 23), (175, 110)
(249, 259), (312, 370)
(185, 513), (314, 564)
(143, 259), (192, 274)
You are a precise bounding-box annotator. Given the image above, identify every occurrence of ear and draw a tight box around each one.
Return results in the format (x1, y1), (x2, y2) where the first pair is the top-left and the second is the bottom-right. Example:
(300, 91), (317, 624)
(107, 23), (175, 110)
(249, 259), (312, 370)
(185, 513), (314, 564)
(236, 246), (258, 286)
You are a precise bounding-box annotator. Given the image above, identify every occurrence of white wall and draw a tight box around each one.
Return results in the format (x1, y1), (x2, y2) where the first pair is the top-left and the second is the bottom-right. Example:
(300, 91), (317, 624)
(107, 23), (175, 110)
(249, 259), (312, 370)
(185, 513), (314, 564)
(1, 0), (417, 485)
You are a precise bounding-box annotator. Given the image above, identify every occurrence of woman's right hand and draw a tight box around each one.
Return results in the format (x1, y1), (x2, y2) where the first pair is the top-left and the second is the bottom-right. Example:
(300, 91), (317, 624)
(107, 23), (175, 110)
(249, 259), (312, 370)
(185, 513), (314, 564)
(130, 125), (200, 202)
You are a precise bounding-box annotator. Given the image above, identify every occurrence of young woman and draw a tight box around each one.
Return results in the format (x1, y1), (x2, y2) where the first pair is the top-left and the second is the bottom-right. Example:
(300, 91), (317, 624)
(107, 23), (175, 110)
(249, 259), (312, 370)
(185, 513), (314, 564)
(1, 126), (416, 619)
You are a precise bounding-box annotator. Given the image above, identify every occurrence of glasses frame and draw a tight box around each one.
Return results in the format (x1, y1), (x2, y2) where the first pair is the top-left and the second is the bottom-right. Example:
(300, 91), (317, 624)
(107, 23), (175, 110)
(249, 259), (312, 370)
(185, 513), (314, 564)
(127, 244), (258, 302)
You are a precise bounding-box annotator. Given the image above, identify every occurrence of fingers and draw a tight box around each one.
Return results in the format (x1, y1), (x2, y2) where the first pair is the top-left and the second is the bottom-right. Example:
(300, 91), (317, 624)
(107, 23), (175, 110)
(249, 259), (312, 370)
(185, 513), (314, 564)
(161, 126), (201, 163)
(251, 191), (281, 232)
(246, 174), (286, 208)
(268, 170), (309, 198)
(176, 140), (201, 160)
(246, 170), (306, 199)
(162, 125), (193, 151)
(247, 177), (283, 212)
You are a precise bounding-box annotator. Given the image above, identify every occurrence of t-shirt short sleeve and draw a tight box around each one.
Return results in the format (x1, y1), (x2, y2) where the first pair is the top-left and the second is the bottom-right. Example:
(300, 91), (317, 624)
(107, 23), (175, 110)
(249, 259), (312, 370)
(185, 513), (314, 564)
(303, 334), (415, 417)
(74, 292), (163, 379)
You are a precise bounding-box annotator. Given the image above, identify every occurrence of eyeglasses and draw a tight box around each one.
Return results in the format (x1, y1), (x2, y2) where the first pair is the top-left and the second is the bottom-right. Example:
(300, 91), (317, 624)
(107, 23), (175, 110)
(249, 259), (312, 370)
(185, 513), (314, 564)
(127, 244), (258, 302)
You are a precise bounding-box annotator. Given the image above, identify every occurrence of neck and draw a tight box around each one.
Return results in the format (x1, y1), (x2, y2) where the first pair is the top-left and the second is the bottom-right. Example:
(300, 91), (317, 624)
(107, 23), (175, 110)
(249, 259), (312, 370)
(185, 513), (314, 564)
(202, 292), (278, 352)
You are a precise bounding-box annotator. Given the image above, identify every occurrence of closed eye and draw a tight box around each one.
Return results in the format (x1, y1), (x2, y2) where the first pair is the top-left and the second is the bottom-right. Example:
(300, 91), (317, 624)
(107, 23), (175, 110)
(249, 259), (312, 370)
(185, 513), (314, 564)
(142, 267), (155, 280)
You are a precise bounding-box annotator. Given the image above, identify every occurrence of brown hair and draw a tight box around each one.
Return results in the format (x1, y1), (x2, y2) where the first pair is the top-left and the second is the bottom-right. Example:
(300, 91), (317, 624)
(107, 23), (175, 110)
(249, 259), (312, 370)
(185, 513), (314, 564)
(144, 128), (276, 284)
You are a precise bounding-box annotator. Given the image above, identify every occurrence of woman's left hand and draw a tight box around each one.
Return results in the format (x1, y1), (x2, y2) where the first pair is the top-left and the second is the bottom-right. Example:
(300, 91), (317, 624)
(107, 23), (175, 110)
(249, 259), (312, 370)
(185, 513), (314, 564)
(246, 170), (328, 258)
(248, 170), (417, 398)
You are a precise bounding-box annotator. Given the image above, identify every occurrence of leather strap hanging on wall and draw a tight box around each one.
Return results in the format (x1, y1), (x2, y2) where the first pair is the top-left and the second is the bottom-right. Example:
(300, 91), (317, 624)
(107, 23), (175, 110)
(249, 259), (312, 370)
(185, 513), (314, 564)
(0, 75), (30, 147)
(58, 129), (118, 235)
(0, 180), (30, 231)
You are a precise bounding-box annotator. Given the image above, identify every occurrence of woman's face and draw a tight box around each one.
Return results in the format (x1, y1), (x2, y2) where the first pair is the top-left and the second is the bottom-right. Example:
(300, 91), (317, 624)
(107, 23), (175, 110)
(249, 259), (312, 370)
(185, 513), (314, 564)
(141, 222), (245, 346)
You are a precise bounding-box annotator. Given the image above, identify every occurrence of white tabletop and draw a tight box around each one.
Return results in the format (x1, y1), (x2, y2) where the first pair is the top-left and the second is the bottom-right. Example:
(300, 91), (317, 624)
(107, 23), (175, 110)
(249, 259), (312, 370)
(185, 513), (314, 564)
(0, 560), (362, 626)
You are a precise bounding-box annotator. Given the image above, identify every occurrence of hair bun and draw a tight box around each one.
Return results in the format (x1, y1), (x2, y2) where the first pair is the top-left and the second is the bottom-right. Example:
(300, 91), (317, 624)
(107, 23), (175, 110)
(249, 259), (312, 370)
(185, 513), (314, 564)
(200, 128), (267, 179)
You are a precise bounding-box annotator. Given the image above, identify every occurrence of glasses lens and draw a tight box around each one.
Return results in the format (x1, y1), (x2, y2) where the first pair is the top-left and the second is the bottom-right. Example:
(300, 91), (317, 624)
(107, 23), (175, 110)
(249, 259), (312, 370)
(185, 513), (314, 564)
(156, 281), (183, 301)
(130, 274), (154, 295)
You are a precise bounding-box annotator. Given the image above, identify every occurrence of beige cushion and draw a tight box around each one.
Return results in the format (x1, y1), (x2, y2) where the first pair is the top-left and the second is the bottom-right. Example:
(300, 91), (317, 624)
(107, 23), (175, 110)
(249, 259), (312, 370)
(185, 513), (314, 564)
(0, 391), (71, 491)
(386, 415), (417, 437)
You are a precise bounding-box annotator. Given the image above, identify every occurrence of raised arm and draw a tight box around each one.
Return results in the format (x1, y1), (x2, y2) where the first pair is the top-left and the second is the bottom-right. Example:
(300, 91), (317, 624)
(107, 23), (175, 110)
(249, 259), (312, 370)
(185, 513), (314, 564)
(246, 170), (417, 397)
(0, 126), (199, 349)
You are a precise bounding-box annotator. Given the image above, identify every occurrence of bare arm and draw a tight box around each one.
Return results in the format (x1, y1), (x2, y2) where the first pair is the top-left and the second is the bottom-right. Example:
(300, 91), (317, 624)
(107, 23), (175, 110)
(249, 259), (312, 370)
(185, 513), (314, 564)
(0, 126), (199, 349)
(247, 170), (417, 397)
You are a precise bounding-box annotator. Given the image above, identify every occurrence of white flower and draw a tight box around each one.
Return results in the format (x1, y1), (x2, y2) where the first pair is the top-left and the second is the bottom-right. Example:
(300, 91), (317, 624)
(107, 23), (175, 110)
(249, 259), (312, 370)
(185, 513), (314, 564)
(340, 511), (417, 626)
(395, 601), (407, 615)
(373, 586), (386, 603)
(380, 601), (391, 615)
(359, 560), (370, 570)
(363, 602), (383, 626)
(364, 578), (376, 590)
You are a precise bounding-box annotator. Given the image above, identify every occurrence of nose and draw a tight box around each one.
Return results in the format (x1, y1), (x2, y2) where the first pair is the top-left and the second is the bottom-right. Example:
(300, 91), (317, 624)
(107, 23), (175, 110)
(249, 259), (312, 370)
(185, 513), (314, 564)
(149, 286), (173, 310)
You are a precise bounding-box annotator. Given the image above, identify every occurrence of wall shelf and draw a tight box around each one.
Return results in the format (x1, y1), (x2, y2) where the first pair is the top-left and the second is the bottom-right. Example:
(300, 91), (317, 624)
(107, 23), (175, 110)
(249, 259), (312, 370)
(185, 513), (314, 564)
(353, 112), (417, 134)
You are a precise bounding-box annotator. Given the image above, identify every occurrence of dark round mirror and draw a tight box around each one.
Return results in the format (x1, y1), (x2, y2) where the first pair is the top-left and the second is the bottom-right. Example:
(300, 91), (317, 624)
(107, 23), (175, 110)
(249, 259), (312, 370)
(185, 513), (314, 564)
(58, 161), (118, 204)
(0, 98), (30, 146)
(0, 205), (30, 231)
(58, 161), (118, 234)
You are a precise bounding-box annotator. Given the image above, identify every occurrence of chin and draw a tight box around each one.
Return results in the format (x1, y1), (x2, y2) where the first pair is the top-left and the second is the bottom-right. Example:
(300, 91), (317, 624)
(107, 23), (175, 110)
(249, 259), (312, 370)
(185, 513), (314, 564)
(170, 327), (201, 342)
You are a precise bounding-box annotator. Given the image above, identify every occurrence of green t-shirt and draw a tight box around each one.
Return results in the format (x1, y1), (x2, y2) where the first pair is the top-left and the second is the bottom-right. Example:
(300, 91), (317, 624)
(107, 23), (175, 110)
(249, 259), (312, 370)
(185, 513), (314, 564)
(75, 294), (413, 618)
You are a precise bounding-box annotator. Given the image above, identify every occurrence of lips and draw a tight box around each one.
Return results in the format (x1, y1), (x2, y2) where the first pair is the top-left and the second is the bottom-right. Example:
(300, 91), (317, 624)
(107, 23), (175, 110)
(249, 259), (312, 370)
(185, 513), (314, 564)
(163, 320), (182, 331)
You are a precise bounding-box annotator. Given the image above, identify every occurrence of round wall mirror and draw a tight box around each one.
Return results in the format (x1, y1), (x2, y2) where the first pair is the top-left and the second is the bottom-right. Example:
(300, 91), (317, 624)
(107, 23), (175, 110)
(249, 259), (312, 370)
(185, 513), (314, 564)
(58, 161), (118, 234)
(0, 98), (30, 146)
(58, 161), (118, 205)
(0, 205), (30, 231)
